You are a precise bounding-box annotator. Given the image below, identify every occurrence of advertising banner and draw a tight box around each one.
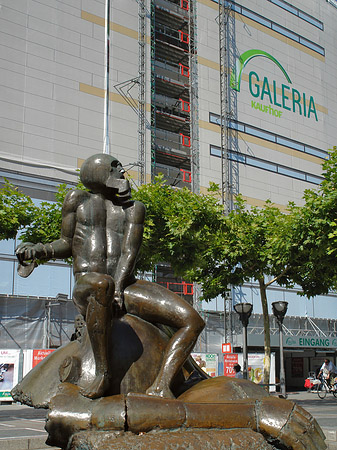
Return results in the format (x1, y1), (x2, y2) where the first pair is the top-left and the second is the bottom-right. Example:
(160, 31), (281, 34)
(237, 353), (276, 392)
(23, 349), (55, 377)
(223, 353), (238, 377)
(0, 349), (20, 400)
(32, 349), (55, 368)
(192, 353), (218, 377)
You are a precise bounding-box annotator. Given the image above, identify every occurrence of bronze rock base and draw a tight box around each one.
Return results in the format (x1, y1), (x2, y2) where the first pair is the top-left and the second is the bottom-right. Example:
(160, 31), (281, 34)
(69, 428), (274, 450)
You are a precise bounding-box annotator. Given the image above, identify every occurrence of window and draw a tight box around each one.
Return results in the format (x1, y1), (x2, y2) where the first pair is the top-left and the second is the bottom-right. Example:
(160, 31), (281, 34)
(276, 137), (304, 152)
(246, 156), (277, 172)
(209, 113), (328, 161)
(181, 0), (189, 11)
(179, 63), (190, 78)
(267, 0), (324, 30)
(229, 120), (244, 132)
(299, 37), (325, 55)
(210, 145), (323, 185)
(213, 0), (325, 56)
(229, 151), (245, 163)
(269, 0), (297, 15)
(306, 174), (323, 184)
(180, 133), (191, 147)
(0, 260), (14, 295)
(0, 239), (15, 255)
(210, 145), (222, 157)
(243, 8), (272, 28)
(277, 166), (306, 180)
(272, 23), (299, 41)
(245, 125), (276, 143)
(305, 146), (328, 159)
(13, 262), (72, 298)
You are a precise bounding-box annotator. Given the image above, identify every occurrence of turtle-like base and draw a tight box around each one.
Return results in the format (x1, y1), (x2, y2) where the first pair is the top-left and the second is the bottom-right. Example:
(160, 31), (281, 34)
(70, 428), (274, 450)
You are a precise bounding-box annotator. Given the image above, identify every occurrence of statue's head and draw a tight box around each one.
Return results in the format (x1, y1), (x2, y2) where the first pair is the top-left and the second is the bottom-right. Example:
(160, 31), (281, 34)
(80, 154), (131, 202)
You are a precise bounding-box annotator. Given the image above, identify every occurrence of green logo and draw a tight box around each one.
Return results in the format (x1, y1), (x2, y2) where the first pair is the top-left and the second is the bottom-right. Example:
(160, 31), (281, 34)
(230, 49), (291, 92)
(230, 49), (318, 121)
(285, 337), (296, 346)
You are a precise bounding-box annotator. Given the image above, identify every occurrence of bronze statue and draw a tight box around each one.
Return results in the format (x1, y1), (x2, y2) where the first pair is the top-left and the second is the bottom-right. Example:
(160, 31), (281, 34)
(13, 153), (327, 449)
(16, 154), (204, 399)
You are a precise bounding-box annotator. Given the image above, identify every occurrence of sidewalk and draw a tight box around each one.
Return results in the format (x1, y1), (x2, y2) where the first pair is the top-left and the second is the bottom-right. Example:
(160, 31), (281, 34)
(0, 391), (335, 450)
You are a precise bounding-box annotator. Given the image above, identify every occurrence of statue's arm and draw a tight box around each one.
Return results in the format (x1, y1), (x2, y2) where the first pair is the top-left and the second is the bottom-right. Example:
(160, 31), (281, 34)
(16, 190), (85, 263)
(114, 200), (146, 303)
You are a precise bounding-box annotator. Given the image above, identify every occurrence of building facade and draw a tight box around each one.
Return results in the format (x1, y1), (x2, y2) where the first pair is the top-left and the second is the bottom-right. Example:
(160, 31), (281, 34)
(1, 0), (337, 387)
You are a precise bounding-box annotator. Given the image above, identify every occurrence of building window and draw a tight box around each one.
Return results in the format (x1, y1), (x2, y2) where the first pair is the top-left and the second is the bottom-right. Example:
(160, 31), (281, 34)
(209, 113), (328, 160)
(267, 0), (323, 30)
(210, 145), (323, 185)
(215, 1), (325, 56)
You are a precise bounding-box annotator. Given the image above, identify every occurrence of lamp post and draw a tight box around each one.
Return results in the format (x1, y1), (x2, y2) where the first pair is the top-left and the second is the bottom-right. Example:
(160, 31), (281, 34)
(234, 302), (253, 379)
(272, 301), (288, 398)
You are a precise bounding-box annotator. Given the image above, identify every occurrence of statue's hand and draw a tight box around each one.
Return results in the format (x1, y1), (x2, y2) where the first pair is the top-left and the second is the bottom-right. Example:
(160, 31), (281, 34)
(258, 397), (326, 450)
(16, 242), (48, 262)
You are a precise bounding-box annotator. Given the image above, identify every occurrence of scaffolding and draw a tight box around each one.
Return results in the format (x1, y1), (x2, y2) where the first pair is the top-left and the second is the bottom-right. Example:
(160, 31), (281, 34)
(151, 0), (198, 189)
(189, 0), (200, 194)
(218, 1), (238, 344)
(138, 0), (147, 185)
(218, 1), (231, 213)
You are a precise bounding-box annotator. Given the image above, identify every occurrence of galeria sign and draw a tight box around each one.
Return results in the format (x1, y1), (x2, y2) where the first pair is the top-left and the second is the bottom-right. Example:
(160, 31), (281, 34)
(231, 49), (318, 122)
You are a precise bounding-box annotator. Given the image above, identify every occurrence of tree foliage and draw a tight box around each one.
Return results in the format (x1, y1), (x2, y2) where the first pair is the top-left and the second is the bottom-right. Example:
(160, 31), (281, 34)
(132, 176), (224, 275)
(20, 183), (77, 245)
(191, 196), (293, 298)
(191, 195), (294, 385)
(0, 179), (37, 240)
(284, 146), (337, 296)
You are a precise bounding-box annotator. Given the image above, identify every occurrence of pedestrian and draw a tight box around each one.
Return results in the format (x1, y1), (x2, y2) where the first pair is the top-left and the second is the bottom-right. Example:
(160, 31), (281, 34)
(233, 364), (243, 379)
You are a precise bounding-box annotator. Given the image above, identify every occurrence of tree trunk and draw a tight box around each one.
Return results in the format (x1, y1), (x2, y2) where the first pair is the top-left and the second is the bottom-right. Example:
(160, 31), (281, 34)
(258, 277), (271, 391)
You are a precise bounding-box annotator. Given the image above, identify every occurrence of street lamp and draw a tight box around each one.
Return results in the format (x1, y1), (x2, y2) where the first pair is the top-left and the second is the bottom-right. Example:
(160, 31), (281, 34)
(272, 301), (288, 398)
(234, 302), (253, 379)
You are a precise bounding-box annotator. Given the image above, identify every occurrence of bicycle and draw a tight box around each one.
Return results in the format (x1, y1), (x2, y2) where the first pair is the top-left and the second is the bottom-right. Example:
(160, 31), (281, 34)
(317, 375), (337, 399)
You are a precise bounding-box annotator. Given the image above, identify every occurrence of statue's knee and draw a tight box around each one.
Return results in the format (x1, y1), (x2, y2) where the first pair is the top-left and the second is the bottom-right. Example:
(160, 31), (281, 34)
(93, 276), (114, 306)
(193, 313), (205, 335)
(79, 273), (114, 307)
(180, 308), (205, 335)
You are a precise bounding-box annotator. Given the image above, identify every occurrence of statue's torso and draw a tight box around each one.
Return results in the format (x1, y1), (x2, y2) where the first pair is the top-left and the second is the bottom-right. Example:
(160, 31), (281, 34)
(73, 193), (125, 277)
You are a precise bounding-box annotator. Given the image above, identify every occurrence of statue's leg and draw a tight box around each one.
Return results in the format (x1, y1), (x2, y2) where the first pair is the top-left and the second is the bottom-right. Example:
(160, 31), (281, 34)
(73, 273), (114, 399)
(124, 280), (205, 398)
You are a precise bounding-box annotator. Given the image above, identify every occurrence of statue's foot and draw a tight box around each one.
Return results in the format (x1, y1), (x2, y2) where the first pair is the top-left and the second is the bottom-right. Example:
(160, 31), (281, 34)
(146, 383), (174, 399)
(80, 373), (110, 399)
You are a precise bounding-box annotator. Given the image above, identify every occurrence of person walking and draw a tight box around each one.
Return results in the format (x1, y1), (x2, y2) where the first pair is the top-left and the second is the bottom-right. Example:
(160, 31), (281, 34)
(233, 364), (243, 379)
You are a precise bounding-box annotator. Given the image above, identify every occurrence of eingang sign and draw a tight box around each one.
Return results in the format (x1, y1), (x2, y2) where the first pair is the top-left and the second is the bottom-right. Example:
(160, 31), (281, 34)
(230, 49), (318, 122)
(285, 336), (337, 349)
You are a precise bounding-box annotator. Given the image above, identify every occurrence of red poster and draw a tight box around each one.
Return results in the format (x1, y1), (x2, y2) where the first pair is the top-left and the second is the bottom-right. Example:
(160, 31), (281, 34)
(32, 349), (55, 368)
(223, 353), (238, 377)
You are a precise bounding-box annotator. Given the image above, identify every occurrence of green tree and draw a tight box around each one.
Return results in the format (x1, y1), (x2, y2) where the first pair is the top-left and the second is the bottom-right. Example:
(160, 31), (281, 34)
(20, 183), (76, 245)
(0, 179), (37, 240)
(192, 195), (294, 386)
(284, 146), (337, 296)
(132, 176), (224, 275)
